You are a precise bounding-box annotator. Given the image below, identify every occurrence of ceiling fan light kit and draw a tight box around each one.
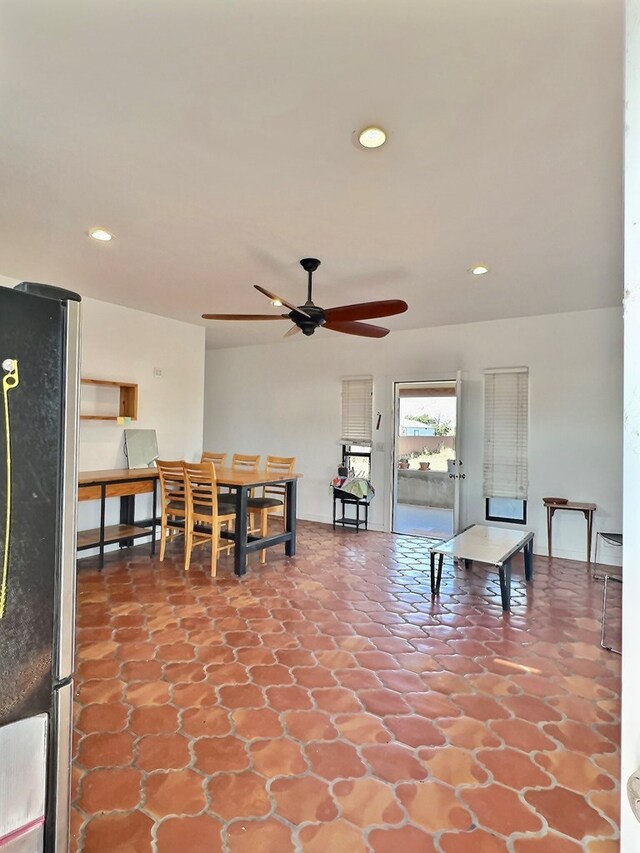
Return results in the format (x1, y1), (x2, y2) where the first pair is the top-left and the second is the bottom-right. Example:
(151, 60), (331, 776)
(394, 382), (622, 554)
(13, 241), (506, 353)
(202, 258), (408, 339)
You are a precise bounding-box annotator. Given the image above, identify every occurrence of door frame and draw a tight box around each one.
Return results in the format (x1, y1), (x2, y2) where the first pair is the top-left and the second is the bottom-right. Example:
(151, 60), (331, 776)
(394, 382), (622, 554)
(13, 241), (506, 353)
(389, 374), (462, 536)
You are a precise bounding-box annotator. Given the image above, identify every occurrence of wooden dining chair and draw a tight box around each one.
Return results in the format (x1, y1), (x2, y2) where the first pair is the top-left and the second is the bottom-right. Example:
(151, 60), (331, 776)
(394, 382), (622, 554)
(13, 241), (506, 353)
(230, 454), (262, 516)
(156, 459), (187, 562)
(247, 455), (296, 564)
(232, 453), (260, 471)
(202, 450), (230, 507)
(183, 460), (236, 576)
(201, 451), (227, 468)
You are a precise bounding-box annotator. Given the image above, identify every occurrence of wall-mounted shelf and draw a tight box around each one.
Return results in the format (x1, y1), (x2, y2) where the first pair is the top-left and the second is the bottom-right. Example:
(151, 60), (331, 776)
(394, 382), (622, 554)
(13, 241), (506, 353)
(80, 378), (138, 421)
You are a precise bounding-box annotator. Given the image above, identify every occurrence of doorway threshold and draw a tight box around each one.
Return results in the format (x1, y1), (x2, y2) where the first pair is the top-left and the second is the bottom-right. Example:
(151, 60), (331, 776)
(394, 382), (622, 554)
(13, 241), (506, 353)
(393, 503), (453, 540)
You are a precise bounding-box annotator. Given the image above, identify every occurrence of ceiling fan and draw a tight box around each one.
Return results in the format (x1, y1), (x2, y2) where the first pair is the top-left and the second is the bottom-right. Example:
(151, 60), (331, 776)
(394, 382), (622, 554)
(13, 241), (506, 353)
(202, 258), (408, 338)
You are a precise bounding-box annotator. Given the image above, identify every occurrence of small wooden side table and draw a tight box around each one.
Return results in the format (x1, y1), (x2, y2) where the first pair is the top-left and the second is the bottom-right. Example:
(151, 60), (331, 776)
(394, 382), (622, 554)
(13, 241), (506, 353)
(543, 499), (597, 562)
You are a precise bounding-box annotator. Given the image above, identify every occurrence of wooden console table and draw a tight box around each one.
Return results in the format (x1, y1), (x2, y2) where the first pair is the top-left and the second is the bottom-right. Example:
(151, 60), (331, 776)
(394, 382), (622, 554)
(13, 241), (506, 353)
(78, 468), (159, 568)
(543, 499), (596, 563)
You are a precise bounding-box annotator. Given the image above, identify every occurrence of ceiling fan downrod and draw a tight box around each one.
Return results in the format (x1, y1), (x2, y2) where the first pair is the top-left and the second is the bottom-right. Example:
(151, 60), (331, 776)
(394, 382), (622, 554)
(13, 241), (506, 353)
(300, 258), (321, 304)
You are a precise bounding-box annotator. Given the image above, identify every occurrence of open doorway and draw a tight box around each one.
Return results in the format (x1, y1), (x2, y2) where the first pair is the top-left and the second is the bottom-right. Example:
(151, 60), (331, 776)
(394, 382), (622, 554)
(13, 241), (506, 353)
(392, 380), (458, 539)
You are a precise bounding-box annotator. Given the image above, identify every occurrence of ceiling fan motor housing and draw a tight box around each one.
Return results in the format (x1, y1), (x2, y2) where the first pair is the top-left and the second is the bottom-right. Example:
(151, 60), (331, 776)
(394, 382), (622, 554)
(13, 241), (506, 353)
(294, 303), (325, 335)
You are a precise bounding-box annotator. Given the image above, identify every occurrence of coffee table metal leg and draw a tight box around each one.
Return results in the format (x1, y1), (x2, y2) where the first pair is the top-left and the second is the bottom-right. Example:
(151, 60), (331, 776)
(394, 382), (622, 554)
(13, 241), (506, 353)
(498, 559), (512, 611)
(430, 552), (436, 594)
(524, 539), (533, 581)
(436, 554), (444, 594)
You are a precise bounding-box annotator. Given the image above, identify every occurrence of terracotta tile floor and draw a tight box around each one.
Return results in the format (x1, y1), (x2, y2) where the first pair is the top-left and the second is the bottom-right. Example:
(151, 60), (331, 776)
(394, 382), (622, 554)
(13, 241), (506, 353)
(71, 522), (621, 852)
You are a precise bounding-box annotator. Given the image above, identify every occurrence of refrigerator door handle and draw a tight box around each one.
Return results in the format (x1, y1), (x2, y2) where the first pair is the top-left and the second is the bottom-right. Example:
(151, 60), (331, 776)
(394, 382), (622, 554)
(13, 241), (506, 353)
(55, 299), (81, 682)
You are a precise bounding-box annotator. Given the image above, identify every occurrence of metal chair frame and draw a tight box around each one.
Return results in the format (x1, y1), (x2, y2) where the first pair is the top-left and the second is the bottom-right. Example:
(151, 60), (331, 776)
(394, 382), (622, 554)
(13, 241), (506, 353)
(593, 532), (623, 580)
(600, 573), (622, 655)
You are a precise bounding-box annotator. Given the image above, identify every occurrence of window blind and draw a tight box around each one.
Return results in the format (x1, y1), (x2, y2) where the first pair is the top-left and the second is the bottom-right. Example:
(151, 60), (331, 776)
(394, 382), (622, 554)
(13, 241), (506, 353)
(483, 367), (529, 500)
(341, 377), (373, 446)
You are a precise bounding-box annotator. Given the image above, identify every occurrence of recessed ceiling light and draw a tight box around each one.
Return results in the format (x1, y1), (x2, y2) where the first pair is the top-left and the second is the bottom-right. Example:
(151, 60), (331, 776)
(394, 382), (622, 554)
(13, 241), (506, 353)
(89, 228), (114, 242)
(271, 299), (283, 307)
(358, 126), (387, 149)
(471, 265), (489, 276)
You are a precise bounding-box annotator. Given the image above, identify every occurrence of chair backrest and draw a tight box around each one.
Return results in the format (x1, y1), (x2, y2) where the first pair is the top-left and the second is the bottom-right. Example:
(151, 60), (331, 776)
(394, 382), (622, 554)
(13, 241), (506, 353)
(156, 459), (186, 511)
(266, 455), (296, 476)
(232, 453), (261, 472)
(264, 456), (296, 500)
(183, 461), (218, 519)
(201, 451), (227, 468)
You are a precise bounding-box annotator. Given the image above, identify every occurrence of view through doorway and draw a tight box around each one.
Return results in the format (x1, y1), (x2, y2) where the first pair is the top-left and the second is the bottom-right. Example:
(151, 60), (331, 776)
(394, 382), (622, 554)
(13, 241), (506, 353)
(392, 380), (458, 539)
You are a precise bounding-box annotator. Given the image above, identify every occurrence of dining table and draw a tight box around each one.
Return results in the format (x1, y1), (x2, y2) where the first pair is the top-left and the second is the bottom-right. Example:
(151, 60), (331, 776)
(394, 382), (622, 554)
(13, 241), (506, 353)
(212, 466), (302, 576)
(78, 465), (302, 576)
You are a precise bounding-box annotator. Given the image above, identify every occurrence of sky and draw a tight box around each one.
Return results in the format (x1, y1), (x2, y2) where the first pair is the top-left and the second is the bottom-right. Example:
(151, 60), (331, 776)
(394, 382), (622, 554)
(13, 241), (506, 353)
(400, 396), (457, 428)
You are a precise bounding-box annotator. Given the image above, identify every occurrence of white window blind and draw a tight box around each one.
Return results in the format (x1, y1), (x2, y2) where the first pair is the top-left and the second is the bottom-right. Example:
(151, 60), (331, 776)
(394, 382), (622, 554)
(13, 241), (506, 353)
(483, 367), (529, 500)
(341, 377), (373, 446)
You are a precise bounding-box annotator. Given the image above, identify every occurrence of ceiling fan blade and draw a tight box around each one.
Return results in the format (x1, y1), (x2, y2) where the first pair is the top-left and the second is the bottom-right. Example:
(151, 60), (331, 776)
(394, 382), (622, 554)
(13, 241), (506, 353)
(254, 284), (310, 319)
(324, 320), (390, 338)
(284, 325), (301, 338)
(202, 313), (288, 320)
(323, 299), (408, 323)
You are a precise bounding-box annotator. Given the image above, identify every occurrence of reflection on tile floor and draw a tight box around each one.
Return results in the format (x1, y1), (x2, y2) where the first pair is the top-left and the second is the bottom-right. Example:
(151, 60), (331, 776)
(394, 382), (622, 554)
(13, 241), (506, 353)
(72, 521), (621, 852)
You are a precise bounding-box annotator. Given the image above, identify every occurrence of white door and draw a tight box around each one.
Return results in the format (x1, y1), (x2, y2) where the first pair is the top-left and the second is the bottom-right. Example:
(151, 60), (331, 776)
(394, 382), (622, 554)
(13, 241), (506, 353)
(452, 370), (464, 533)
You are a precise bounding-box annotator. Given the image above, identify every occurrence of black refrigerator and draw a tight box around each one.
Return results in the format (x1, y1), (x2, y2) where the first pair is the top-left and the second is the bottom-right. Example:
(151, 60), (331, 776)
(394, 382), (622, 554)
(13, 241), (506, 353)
(0, 283), (81, 852)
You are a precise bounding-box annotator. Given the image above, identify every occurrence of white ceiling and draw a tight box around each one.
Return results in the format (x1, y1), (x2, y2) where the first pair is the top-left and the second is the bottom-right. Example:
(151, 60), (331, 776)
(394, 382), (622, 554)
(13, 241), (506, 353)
(0, 0), (623, 349)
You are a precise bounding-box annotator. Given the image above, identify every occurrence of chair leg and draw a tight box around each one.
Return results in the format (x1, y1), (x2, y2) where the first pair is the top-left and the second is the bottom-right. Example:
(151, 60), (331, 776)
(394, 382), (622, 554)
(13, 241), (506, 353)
(184, 524), (193, 572)
(159, 516), (167, 561)
(593, 532), (602, 580)
(223, 518), (234, 555)
(600, 574), (622, 654)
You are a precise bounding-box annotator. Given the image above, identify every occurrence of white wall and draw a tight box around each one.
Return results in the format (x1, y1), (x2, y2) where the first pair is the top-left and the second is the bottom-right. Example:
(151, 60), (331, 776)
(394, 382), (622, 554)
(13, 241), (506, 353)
(79, 297), (205, 470)
(621, 0), (640, 848)
(204, 306), (622, 564)
(77, 297), (205, 537)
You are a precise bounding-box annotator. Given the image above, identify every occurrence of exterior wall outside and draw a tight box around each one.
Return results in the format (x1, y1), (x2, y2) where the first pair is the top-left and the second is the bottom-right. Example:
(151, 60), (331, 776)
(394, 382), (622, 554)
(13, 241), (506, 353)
(396, 470), (454, 508)
(397, 435), (455, 457)
(204, 306), (622, 565)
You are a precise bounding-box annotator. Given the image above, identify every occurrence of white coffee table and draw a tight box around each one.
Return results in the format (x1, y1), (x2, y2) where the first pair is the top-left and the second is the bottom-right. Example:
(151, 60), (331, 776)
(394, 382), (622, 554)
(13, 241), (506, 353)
(429, 524), (534, 611)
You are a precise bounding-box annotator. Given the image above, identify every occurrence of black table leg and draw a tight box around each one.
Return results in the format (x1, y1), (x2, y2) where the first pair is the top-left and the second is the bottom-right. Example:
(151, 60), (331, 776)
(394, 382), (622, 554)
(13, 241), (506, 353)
(498, 558), (512, 611)
(120, 493), (135, 548)
(430, 551), (436, 593)
(464, 558), (472, 571)
(98, 483), (106, 570)
(233, 486), (249, 577)
(524, 539), (533, 581)
(285, 479), (297, 557)
(150, 478), (157, 557)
